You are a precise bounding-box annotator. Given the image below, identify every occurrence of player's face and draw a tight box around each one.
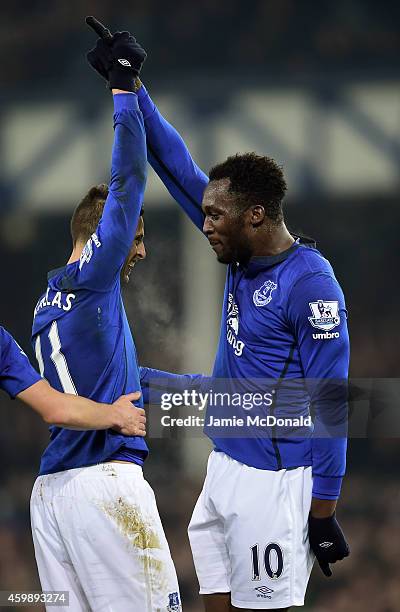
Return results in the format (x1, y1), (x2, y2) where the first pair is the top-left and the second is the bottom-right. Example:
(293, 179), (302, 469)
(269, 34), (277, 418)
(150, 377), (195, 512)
(121, 216), (146, 283)
(202, 179), (252, 264)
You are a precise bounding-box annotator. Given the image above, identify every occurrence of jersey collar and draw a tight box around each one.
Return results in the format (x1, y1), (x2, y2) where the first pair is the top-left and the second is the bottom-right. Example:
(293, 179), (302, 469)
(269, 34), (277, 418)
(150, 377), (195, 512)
(47, 259), (80, 281)
(240, 234), (316, 274)
(48, 266), (67, 281)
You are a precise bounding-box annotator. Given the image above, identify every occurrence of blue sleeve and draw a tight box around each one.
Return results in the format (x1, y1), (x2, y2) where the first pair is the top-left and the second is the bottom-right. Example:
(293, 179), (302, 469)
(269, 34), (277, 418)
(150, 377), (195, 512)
(138, 85), (208, 231)
(287, 273), (350, 500)
(139, 366), (208, 404)
(0, 327), (42, 398)
(76, 93), (147, 289)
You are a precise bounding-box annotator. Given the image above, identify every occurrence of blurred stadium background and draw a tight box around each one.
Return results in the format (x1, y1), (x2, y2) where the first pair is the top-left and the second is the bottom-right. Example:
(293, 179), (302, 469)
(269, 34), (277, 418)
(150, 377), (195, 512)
(0, 1), (399, 611)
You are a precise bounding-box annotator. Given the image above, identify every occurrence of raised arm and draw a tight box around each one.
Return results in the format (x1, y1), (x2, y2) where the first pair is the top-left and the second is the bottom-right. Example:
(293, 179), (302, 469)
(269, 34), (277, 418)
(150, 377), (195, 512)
(78, 19), (148, 288)
(137, 84), (208, 230)
(76, 92), (147, 288)
(84, 18), (208, 231)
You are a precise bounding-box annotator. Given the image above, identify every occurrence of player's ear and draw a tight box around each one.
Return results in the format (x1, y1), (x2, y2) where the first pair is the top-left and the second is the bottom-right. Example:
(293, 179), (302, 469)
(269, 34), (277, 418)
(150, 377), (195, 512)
(249, 204), (265, 227)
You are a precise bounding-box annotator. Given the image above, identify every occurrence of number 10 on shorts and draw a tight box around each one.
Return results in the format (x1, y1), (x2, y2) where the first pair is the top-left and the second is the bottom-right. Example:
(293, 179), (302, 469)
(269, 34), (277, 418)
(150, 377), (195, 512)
(251, 543), (284, 580)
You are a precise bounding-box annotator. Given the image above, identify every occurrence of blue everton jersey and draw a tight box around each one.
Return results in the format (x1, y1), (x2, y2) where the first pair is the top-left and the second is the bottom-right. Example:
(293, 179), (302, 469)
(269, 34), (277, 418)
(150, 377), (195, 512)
(32, 94), (148, 475)
(209, 243), (349, 500)
(0, 327), (41, 398)
(137, 85), (350, 500)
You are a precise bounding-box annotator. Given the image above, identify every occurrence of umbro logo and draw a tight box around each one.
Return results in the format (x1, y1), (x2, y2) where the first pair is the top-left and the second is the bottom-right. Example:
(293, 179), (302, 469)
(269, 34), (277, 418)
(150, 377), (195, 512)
(118, 58), (131, 67)
(319, 542), (333, 548)
(254, 586), (274, 595)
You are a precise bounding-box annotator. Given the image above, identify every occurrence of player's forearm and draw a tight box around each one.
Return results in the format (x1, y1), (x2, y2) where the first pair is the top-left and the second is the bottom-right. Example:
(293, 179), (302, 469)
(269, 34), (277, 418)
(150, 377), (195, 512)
(140, 366), (206, 388)
(140, 366), (208, 405)
(50, 392), (123, 430)
(18, 381), (120, 430)
(311, 436), (347, 501)
(311, 388), (348, 500)
(137, 84), (208, 230)
(111, 92), (147, 191)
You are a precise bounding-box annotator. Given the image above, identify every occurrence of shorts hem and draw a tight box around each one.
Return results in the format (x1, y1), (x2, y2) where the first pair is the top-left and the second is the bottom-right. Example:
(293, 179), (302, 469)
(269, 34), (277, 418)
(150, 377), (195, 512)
(199, 587), (230, 595)
(231, 598), (304, 609)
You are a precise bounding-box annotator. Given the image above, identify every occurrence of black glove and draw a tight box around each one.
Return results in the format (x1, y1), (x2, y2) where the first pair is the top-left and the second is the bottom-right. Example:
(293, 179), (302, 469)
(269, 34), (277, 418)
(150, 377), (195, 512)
(86, 37), (111, 82)
(85, 16), (146, 92)
(308, 513), (350, 577)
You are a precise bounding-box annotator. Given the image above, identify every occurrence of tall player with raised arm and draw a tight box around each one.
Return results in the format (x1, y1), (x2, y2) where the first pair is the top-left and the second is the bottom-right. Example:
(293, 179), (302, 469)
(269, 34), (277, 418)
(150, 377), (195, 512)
(29, 19), (181, 612)
(87, 19), (350, 612)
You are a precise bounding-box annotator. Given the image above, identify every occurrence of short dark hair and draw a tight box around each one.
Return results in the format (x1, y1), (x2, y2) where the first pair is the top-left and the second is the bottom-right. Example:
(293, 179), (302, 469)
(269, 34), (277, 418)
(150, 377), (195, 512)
(208, 152), (287, 222)
(70, 183), (144, 245)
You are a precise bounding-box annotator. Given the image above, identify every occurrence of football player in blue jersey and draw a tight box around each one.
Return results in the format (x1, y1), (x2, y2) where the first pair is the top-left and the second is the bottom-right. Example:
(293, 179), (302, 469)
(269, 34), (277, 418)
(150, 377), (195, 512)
(0, 326), (144, 433)
(29, 20), (181, 612)
(87, 19), (350, 612)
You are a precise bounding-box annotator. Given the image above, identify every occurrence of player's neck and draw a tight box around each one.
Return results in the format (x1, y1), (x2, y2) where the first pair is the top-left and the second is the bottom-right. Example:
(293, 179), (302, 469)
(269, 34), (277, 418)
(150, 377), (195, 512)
(251, 223), (295, 257)
(67, 243), (84, 265)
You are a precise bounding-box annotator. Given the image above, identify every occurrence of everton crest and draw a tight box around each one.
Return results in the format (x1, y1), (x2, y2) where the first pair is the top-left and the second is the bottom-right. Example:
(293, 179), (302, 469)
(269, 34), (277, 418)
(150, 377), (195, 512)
(167, 592), (181, 612)
(253, 280), (277, 307)
(308, 300), (340, 331)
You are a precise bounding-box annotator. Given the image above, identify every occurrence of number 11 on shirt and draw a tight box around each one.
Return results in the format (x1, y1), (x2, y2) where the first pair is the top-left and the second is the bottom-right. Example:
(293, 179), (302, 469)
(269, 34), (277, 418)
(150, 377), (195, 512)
(35, 321), (77, 395)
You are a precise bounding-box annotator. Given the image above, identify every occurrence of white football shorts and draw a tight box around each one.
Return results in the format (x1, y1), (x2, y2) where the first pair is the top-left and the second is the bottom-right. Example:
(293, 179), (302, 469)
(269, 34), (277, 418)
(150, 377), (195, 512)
(188, 451), (314, 609)
(30, 462), (181, 612)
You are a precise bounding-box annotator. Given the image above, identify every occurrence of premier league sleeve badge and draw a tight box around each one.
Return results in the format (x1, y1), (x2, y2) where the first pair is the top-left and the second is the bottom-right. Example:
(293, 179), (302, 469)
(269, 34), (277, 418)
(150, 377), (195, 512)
(308, 300), (340, 331)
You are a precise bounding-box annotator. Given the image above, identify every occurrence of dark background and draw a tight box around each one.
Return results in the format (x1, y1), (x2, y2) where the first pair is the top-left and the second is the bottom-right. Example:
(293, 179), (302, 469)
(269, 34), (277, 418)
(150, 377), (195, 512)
(0, 2), (399, 611)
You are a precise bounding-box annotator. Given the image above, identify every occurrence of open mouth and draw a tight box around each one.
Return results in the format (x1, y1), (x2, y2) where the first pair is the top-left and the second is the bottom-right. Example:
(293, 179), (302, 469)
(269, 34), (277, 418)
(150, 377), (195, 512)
(125, 262), (136, 279)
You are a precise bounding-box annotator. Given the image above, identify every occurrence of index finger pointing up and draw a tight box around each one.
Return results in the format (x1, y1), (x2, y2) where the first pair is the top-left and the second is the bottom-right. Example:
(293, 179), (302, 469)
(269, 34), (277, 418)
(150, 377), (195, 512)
(85, 16), (113, 42)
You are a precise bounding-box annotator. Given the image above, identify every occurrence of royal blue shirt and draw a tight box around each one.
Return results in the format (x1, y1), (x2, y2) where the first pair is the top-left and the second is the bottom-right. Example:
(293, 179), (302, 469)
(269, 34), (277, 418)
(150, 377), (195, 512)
(32, 94), (148, 475)
(0, 327), (41, 397)
(137, 85), (349, 500)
